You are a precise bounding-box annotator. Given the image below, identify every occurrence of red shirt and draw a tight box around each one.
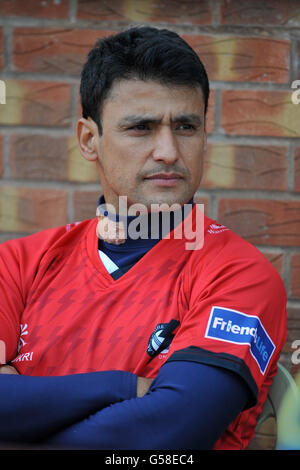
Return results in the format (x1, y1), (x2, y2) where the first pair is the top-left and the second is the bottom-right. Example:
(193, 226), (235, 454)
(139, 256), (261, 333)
(0, 207), (287, 449)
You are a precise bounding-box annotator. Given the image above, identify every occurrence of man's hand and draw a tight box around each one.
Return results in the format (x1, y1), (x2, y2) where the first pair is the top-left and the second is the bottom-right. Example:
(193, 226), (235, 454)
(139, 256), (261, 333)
(137, 377), (154, 397)
(0, 365), (19, 374)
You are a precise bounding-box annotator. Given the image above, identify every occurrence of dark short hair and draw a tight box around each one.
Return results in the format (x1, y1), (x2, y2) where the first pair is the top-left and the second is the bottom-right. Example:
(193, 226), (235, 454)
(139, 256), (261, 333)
(80, 26), (210, 133)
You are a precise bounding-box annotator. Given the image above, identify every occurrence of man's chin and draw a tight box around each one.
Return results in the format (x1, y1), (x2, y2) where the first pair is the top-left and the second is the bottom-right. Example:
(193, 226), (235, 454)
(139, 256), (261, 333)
(132, 193), (193, 212)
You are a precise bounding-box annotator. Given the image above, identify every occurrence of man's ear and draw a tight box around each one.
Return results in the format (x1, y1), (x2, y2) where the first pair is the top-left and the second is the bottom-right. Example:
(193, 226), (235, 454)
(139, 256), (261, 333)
(77, 117), (100, 162)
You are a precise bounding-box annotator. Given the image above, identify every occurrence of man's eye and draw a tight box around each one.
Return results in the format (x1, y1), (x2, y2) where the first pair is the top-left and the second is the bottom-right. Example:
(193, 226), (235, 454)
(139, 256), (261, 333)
(175, 123), (197, 134)
(129, 124), (150, 131)
(177, 124), (196, 130)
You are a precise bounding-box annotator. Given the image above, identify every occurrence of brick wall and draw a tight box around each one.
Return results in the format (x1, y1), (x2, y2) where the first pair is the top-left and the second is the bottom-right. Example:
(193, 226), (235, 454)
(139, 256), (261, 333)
(0, 0), (299, 450)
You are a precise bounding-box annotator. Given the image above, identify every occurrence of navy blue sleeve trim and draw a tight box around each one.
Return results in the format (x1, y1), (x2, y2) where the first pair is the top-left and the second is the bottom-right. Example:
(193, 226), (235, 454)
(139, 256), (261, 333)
(44, 360), (251, 450)
(166, 346), (258, 408)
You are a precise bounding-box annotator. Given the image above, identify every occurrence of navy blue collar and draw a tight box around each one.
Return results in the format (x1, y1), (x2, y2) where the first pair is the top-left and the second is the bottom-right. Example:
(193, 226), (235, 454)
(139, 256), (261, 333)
(97, 195), (194, 244)
(97, 195), (194, 275)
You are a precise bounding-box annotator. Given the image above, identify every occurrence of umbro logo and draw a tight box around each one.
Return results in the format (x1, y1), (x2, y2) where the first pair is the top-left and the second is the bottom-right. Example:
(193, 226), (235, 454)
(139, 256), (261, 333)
(207, 223), (229, 234)
(18, 324), (29, 352)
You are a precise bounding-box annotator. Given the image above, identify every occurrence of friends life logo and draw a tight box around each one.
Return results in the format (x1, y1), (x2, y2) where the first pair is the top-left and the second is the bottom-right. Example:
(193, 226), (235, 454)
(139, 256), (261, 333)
(205, 306), (275, 375)
(0, 80), (5, 104)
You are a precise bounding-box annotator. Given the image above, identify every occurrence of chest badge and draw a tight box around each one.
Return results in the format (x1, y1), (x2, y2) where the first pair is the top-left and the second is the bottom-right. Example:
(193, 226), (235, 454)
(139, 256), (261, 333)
(147, 319), (180, 361)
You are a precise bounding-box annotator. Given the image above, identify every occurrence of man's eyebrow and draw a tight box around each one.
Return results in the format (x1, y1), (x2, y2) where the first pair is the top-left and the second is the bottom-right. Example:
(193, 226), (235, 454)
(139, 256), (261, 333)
(173, 113), (202, 125)
(118, 113), (202, 127)
(118, 115), (162, 127)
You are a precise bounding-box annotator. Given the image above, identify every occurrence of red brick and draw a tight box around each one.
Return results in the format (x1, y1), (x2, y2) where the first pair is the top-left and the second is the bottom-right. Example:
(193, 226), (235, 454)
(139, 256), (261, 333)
(13, 27), (290, 84)
(10, 135), (98, 182)
(221, 90), (300, 137)
(283, 307), (300, 353)
(73, 190), (101, 221)
(221, 0), (300, 26)
(0, 0), (69, 18)
(295, 147), (300, 192)
(13, 28), (112, 75)
(10, 135), (68, 180)
(260, 251), (284, 277)
(206, 89), (214, 134)
(202, 144), (287, 191)
(77, 0), (124, 21)
(77, 0), (212, 24)
(218, 199), (300, 246)
(0, 186), (67, 233)
(291, 253), (300, 298)
(185, 35), (290, 84)
(0, 79), (71, 127)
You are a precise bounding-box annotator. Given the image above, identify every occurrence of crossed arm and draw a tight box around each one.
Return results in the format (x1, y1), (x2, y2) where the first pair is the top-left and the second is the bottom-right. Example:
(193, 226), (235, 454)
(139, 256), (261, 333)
(0, 359), (250, 449)
(0, 364), (153, 395)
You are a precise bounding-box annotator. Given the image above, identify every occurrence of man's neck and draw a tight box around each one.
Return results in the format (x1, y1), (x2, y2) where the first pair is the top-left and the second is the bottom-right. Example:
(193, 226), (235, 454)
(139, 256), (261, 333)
(96, 195), (194, 245)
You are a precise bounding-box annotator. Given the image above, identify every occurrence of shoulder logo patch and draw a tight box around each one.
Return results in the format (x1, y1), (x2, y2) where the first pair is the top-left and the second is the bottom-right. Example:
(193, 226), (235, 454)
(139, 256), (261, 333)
(205, 306), (275, 374)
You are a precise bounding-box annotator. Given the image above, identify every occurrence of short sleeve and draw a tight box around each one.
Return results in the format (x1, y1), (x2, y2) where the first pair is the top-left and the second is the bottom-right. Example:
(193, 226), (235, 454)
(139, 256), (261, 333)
(0, 224), (74, 365)
(166, 237), (287, 406)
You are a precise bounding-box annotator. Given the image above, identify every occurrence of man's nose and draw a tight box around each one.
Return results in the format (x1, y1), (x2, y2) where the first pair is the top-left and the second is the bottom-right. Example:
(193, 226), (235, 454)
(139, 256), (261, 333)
(152, 126), (180, 164)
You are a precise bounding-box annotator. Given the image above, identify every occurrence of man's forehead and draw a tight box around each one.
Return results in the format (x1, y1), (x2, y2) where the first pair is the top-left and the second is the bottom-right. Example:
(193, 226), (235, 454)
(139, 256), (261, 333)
(104, 78), (205, 118)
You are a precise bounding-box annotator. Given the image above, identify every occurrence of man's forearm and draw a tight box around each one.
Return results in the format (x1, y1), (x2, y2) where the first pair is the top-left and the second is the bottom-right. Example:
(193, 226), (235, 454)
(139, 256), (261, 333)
(0, 370), (136, 444)
(44, 361), (250, 450)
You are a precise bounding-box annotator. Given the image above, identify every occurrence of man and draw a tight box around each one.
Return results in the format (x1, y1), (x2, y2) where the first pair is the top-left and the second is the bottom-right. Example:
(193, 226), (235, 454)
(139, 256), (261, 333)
(0, 26), (286, 450)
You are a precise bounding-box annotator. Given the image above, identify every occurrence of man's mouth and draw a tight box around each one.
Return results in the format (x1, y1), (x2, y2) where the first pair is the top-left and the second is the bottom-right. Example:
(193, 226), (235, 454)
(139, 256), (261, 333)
(144, 173), (184, 187)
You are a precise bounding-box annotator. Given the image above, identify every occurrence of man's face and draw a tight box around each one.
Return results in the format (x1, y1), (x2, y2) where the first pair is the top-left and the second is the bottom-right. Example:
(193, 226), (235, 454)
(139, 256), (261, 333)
(93, 79), (206, 211)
